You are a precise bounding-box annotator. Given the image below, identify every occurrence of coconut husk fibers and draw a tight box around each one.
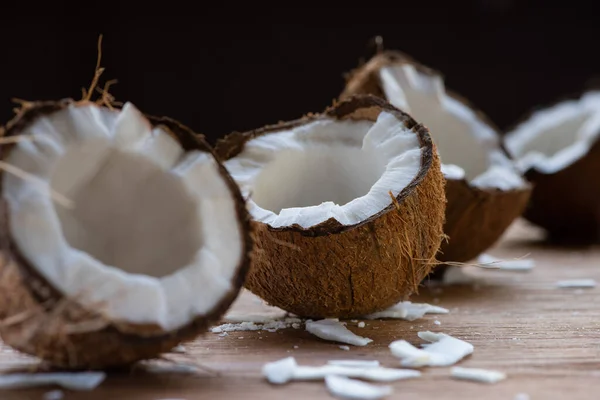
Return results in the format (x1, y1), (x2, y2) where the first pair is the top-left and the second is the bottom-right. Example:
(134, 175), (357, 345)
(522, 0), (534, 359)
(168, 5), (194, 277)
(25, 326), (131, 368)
(215, 95), (446, 318)
(0, 99), (253, 369)
(340, 51), (532, 275)
(506, 91), (600, 243)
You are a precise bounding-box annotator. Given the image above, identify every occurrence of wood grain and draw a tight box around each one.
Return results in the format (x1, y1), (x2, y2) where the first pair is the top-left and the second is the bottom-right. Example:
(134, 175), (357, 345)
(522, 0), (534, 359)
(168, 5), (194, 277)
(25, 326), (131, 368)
(2, 219), (600, 400)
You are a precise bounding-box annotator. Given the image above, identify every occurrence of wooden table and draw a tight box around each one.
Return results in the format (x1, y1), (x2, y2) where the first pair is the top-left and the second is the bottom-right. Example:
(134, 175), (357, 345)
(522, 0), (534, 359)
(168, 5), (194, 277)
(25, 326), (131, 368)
(2, 219), (600, 400)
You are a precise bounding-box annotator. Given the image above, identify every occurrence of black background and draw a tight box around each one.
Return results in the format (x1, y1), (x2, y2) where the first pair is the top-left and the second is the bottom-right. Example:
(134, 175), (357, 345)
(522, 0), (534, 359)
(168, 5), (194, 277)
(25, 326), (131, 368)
(1, 2), (597, 144)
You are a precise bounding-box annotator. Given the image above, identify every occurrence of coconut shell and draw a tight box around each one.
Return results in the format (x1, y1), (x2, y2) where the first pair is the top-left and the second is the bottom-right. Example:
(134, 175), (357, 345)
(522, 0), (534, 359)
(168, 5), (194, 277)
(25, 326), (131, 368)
(505, 92), (600, 243)
(0, 99), (253, 369)
(216, 95), (446, 318)
(340, 51), (532, 273)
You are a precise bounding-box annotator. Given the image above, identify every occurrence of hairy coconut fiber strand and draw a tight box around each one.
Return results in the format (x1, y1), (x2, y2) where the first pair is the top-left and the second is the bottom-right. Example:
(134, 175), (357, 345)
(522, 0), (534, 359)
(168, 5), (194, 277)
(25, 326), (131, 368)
(217, 95), (446, 318)
(0, 100), (252, 369)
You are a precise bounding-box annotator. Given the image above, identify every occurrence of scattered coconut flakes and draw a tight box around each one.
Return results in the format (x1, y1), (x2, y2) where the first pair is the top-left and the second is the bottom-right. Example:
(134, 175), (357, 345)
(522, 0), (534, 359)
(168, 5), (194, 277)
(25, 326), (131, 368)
(43, 390), (64, 400)
(262, 357), (421, 385)
(210, 317), (303, 333)
(170, 345), (186, 353)
(339, 346), (350, 351)
(450, 367), (506, 383)
(442, 266), (475, 285)
(218, 332), (228, 337)
(389, 331), (473, 367)
(357, 322), (366, 328)
(0, 372), (106, 390)
(363, 301), (449, 321)
(434, 320), (441, 325)
(327, 360), (380, 368)
(224, 312), (287, 323)
(306, 319), (372, 346)
(325, 375), (392, 400)
(556, 279), (597, 288)
(477, 253), (535, 271)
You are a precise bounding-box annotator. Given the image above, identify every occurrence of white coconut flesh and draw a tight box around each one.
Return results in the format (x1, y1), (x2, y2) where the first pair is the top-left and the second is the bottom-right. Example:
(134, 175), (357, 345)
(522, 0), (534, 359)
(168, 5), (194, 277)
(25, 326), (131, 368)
(505, 91), (600, 174)
(2, 102), (243, 331)
(223, 111), (422, 229)
(378, 64), (526, 191)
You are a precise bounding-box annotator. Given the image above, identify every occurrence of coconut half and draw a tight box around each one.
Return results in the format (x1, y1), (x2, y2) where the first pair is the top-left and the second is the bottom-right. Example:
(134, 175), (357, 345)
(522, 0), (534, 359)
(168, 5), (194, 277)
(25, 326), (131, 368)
(216, 95), (445, 318)
(0, 100), (252, 369)
(340, 51), (531, 270)
(504, 91), (600, 241)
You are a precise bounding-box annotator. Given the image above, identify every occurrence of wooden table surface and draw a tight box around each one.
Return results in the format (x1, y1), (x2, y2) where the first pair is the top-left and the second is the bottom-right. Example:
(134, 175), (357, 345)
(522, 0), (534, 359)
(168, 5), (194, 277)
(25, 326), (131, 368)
(2, 219), (600, 400)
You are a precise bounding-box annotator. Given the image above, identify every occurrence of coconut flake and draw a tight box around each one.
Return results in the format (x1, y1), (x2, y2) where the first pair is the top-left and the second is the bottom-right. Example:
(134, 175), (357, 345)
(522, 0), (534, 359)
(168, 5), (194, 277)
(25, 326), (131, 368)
(0, 372), (106, 390)
(389, 331), (473, 367)
(262, 357), (420, 385)
(357, 322), (366, 328)
(556, 279), (597, 288)
(363, 301), (449, 321)
(142, 363), (200, 375)
(477, 254), (535, 271)
(450, 367), (506, 383)
(43, 390), (64, 400)
(325, 375), (392, 400)
(170, 345), (186, 353)
(327, 360), (380, 368)
(306, 319), (372, 346)
(210, 317), (302, 333)
(442, 266), (475, 285)
(339, 346), (350, 351)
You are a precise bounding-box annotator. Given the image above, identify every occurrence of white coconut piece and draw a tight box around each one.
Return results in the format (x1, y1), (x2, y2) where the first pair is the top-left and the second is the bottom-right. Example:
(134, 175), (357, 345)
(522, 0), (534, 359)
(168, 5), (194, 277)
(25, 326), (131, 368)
(357, 322), (366, 328)
(327, 360), (380, 368)
(262, 357), (421, 385)
(477, 254), (535, 271)
(379, 64), (526, 190)
(555, 279), (597, 288)
(43, 390), (65, 400)
(389, 331), (474, 367)
(325, 375), (392, 400)
(0, 372), (106, 390)
(223, 111), (422, 229)
(2, 102), (246, 332)
(505, 91), (600, 174)
(450, 367), (506, 383)
(224, 312), (287, 323)
(363, 301), (449, 321)
(442, 266), (475, 285)
(339, 346), (350, 351)
(141, 363), (200, 375)
(306, 319), (372, 346)
(170, 345), (186, 354)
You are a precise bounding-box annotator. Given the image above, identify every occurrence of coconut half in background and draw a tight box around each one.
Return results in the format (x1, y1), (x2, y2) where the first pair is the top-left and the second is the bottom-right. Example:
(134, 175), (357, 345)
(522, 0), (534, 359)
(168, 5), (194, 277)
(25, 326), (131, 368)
(505, 91), (600, 242)
(0, 100), (252, 369)
(216, 95), (446, 318)
(340, 51), (531, 274)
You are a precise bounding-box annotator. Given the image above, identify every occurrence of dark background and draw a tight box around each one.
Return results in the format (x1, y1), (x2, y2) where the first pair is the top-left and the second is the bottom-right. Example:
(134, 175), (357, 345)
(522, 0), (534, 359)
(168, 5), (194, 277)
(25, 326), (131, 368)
(1, 2), (597, 144)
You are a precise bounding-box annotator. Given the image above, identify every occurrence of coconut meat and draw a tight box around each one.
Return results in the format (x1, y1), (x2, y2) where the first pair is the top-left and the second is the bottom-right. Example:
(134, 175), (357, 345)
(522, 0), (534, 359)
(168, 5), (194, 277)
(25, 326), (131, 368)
(2, 102), (244, 331)
(224, 111), (422, 229)
(378, 64), (526, 190)
(505, 91), (600, 174)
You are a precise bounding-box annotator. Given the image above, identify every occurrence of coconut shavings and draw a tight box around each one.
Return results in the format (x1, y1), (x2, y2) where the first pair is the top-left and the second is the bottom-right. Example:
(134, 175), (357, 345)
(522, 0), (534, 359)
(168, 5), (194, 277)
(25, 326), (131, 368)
(210, 317), (302, 333)
(450, 367), (506, 383)
(327, 360), (380, 368)
(306, 319), (372, 346)
(477, 253), (535, 271)
(325, 375), (392, 400)
(556, 279), (597, 288)
(363, 301), (449, 321)
(389, 331), (474, 367)
(0, 372), (106, 390)
(339, 346), (350, 351)
(262, 357), (421, 385)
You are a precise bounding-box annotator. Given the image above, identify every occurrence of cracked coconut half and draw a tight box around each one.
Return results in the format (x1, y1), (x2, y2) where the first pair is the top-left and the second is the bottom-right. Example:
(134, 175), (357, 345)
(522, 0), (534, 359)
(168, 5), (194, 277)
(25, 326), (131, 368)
(504, 91), (600, 242)
(0, 100), (252, 369)
(215, 95), (445, 318)
(340, 50), (531, 274)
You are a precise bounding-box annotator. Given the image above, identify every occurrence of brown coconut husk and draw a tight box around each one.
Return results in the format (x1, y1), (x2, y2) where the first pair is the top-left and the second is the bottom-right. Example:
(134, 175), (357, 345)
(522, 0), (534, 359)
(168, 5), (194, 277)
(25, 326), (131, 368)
(340, 50), (532, 277)
(0, 99), (253, 369)
(216, 95), (446, 318)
